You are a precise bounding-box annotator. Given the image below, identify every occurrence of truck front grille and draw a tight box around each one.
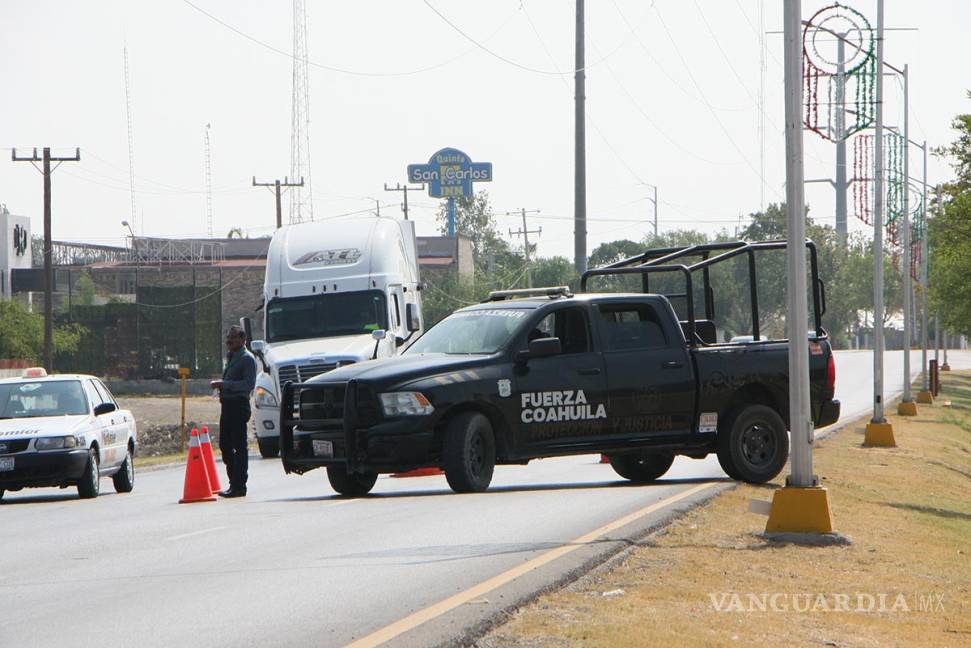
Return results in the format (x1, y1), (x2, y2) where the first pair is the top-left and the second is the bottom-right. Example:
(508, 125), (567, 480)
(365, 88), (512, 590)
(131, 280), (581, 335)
(278, 360), (353, 385)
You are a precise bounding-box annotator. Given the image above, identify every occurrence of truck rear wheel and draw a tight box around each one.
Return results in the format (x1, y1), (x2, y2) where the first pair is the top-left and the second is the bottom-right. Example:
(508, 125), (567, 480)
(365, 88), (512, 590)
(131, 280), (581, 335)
(326, 465), (377, 497)
(609, 452), (674, 482)
(258, 437), (279, 459)
(716, 405), (788, 484)
(443, 412), (495, 493)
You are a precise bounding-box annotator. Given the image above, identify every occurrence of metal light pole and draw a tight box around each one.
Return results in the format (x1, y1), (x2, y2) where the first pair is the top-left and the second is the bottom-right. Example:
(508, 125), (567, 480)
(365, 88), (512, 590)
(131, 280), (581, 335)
(834, 34), (849, 245)
(898, 64), (915, 412)
(918, 141), (932, 402)
(642, 183), (658, 237)
(574, 0), (587, 275)
(764, 0), (832, 535)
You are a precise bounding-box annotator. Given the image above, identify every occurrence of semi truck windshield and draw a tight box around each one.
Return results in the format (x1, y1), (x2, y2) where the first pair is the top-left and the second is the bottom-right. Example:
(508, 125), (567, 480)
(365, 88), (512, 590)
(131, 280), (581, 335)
(266, 290), (389, 342)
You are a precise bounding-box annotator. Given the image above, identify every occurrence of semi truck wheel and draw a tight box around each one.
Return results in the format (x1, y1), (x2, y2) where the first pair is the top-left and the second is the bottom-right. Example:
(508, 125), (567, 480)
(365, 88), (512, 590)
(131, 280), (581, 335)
(326, 465), (377, 496)
(716, 405), (788, 484)
(258, 437), (279, 458)
(443, 412), (495, 493)
(609, 452), (674, 482)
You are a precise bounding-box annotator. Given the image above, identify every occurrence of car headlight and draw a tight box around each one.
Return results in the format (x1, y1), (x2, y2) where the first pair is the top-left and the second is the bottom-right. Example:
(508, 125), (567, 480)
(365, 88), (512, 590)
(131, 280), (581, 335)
(254, 386), (279, 409)
(379, 392), (434, 416)
(35, 435), (79, 450)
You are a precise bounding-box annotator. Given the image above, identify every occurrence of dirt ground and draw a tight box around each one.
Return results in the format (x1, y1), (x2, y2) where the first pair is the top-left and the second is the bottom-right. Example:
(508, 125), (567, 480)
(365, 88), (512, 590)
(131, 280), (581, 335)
(116, 395), (225, 457)
(477, 373), (971, 648)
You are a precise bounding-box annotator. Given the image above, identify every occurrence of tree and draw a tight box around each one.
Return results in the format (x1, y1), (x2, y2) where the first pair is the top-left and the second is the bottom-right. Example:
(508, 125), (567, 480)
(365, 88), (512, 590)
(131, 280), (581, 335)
(74, 269), (98, 306)
(0, 299), (83, 362)
(436, 190), (523, 276)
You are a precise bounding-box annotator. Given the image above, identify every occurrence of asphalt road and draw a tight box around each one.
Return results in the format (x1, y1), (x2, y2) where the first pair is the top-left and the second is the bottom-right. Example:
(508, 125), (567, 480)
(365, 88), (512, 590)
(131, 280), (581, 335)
(3, 350), (968, 648)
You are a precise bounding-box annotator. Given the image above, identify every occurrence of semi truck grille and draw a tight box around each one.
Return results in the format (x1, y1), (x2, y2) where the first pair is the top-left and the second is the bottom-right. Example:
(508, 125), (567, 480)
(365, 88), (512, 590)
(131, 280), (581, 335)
(278, 360), (352, 385)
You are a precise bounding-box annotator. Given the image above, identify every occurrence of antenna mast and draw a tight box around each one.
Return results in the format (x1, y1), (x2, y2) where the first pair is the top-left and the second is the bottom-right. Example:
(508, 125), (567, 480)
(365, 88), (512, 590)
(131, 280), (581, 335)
(124, 43), (138, 234)
(290, 0), (314, 223)
(205, 123), (213, 238)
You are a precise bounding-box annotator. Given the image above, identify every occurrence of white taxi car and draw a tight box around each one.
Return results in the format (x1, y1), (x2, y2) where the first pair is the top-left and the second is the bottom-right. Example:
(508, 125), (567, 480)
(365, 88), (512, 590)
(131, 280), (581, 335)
(0, 369), (138, 501)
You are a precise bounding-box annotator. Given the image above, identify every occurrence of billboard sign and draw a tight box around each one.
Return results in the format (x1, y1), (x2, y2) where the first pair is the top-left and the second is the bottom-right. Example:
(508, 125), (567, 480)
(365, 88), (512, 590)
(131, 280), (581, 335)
(407, 148), (492, 199)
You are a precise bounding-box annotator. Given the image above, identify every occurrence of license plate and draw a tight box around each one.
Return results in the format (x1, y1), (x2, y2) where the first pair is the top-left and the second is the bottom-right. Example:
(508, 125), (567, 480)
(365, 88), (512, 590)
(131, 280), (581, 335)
(312, 440), (334, 458)
(0, 456), (13, 472)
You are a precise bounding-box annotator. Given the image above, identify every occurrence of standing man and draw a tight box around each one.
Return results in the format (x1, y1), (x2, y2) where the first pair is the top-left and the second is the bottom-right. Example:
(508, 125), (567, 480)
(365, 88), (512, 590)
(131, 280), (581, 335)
(210, 325), (257, 498)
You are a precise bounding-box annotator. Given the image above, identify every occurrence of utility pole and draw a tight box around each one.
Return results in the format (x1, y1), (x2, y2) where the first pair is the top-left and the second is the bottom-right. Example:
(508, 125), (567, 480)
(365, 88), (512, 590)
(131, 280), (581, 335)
(917, 151), (930, 402)
(384, 182), (424, 220)
(642, 182), (659, 237)
(763, 0), (833, 535)
(253, 176), (304, 229)
(507, 209), (542, 288)
(834, 34), (848, 245)
(574, 0), (587, 275)
(11, 147), (81, 372)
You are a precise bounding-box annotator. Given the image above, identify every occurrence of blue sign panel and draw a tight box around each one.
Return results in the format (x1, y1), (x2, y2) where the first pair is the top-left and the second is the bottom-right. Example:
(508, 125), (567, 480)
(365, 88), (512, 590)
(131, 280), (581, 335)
(407, 148), (493, 199)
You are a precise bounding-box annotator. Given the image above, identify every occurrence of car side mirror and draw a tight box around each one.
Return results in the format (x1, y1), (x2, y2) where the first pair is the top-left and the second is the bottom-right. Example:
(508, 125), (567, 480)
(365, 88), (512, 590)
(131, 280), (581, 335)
(516, 336), (562, 363)
(94, 402), (117, 416)
(406, 303), (421, 332)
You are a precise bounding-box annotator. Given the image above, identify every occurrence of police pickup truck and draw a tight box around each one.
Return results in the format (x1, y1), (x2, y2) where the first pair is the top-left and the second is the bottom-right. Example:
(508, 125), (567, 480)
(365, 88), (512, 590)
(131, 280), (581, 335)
(281, 240), (840, 496)
(0, 369), (137, 500)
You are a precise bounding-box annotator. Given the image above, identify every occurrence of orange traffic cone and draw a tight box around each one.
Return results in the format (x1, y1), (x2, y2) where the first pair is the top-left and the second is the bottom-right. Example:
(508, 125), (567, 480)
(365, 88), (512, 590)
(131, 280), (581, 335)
(179, 429), (216, 503)
(198, 426), (222, 494)
(391, 467), (444, 478)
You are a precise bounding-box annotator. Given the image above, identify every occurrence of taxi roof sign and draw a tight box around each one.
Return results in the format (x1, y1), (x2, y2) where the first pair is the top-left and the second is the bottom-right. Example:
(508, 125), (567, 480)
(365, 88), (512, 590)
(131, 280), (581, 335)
(22, 367), (48, 378)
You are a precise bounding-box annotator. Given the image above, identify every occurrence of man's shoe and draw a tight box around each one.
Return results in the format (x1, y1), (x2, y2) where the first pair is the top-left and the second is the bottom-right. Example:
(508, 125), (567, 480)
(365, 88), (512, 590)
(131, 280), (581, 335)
(218, 489), (246, 498)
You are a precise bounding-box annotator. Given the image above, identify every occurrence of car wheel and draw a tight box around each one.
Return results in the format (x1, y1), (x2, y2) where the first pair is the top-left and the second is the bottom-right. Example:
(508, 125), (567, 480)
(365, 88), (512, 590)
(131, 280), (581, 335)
(112, 447), (135, 493)
(326, 465), (377, 497)
(443, 412), (496, 493)
(257, 437), (279, 459)
(77, 450), (100, 499)
(716, 405), (789, 484)
(609, 452), (675, 482)
(0, 489), (5, 501)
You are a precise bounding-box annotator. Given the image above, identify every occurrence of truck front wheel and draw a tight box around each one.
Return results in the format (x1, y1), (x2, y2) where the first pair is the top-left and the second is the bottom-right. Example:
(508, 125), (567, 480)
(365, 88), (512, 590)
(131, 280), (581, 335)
(443, 412), (496, 493)
(609, 452), (674, 482)
(716, 405), (788, 484)
(258, 437), (279, 458)
(326, 465), (377, 497)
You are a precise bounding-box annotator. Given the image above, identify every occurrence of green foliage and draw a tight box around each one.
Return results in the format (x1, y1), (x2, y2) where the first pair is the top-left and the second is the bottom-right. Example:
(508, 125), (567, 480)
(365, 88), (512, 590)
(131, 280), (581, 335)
(0, 299), (85, 363)
(74, 269), (98, 306)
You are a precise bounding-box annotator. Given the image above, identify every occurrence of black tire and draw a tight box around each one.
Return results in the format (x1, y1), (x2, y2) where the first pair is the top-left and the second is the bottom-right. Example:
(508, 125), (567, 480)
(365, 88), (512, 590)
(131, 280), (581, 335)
(716, 405), (789, 484)
(443, 412), (496, 493)
(609, 452), (675, 483)
(112, 447), (135, 493)
(326, 465), (377, 497)
(258, 437), (279, 459)
(0, 489), (5, 501)
(77, 449), (100, 499)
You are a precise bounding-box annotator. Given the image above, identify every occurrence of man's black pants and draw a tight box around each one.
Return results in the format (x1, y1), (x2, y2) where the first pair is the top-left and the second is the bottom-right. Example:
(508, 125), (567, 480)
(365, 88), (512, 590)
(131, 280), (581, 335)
(219, 397), (251, 492)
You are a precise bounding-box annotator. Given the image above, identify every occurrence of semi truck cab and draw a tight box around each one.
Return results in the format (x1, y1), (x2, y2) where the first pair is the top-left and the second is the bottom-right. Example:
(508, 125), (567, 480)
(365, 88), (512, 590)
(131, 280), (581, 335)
(248, 217), (423, 458)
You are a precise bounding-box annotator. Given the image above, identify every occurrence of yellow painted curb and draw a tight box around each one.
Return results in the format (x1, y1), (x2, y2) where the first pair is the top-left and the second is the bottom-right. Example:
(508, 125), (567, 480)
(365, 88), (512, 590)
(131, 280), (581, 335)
(897, 401), (918, 416)
(916, 390), (934, 404)
(765, 487), (833, 534)
(864, 422), (896, 447)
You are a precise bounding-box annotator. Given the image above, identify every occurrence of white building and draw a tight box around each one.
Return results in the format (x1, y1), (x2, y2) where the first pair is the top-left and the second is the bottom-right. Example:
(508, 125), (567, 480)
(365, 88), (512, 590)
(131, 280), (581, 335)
(0, 204), (32, 299)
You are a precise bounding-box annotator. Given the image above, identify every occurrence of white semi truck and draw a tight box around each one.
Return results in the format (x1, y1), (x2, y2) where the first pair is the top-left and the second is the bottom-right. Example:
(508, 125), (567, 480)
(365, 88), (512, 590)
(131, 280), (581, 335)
(246, 217), (424, 457)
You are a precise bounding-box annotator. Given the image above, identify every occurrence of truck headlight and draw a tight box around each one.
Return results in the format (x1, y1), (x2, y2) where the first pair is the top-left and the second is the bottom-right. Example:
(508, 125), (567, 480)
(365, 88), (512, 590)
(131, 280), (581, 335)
(254, 386), (279, 409)
(35, 435), (79, 450)
(379, 392), (434, 416)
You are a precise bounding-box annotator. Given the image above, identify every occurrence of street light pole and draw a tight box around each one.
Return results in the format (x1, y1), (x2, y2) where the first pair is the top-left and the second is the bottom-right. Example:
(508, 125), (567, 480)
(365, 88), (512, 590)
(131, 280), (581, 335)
(898, 64), (916, 415)
(917, 141), (932, 403)
(864, 0), (896, 446)
(763, 0), (833, 535)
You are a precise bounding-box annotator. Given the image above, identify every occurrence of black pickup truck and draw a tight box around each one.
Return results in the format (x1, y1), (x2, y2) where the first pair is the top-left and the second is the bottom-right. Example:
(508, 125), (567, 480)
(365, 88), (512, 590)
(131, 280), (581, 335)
(280, 240), (840, 495)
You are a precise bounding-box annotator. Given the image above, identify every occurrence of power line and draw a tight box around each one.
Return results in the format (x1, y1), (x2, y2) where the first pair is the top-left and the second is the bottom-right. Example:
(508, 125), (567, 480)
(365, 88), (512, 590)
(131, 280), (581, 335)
(181, 0), (520, 78)
(253, 175), (304, 228)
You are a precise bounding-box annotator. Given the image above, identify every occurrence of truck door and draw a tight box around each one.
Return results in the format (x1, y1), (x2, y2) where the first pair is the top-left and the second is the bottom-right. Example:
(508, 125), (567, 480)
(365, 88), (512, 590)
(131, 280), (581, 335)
(388, 286), (405, 356)
(595, 301), (694, 440)
(511, 306), (610, 453)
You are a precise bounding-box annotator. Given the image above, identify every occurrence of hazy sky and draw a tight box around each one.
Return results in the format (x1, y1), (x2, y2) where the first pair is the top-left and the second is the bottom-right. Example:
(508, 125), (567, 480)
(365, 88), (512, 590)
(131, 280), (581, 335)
(1, 1), (968, 260)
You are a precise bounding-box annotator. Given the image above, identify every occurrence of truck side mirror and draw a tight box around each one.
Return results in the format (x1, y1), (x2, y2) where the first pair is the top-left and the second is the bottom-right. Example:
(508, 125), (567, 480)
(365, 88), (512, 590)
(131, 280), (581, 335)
(251, 339), (266, 355)
(241, 317), (254, 350)
(371, 329), (387, 341)
(515, 337), (562, 363)
(406, 303), (421, 332)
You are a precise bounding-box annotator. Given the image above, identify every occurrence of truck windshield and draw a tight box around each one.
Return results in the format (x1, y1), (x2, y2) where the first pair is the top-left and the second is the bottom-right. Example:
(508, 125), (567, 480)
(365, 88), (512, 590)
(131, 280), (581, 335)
(0, 380), (88, 418)
(408, 308), (530, 355)
(266, 291), (388, 342)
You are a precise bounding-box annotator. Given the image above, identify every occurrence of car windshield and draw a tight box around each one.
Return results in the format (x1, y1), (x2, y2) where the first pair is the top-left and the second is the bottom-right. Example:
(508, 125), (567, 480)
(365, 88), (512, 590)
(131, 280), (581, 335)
(266, 290), (388, 343)
(0, 380), (88, 418)
(408, 308), (530, 355)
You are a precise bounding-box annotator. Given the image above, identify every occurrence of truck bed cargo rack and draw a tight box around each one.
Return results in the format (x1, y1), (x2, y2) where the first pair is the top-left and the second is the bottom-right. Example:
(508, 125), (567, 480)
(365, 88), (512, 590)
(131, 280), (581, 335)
(483, 286), (573, 302)
(579, 239), (825, 347)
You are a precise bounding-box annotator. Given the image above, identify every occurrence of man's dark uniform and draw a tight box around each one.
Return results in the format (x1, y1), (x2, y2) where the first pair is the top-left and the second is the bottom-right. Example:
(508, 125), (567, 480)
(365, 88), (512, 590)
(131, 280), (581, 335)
(219, 346), (257, 495)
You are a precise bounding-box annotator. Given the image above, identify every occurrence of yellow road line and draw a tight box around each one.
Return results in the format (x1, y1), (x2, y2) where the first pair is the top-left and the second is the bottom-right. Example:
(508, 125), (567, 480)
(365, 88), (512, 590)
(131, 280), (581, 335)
(344, 481), (719, 648)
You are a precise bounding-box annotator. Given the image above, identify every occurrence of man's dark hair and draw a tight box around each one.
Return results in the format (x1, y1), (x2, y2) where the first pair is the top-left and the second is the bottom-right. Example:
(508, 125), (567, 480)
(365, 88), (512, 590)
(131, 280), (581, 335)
(227, 325), (246, 340)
